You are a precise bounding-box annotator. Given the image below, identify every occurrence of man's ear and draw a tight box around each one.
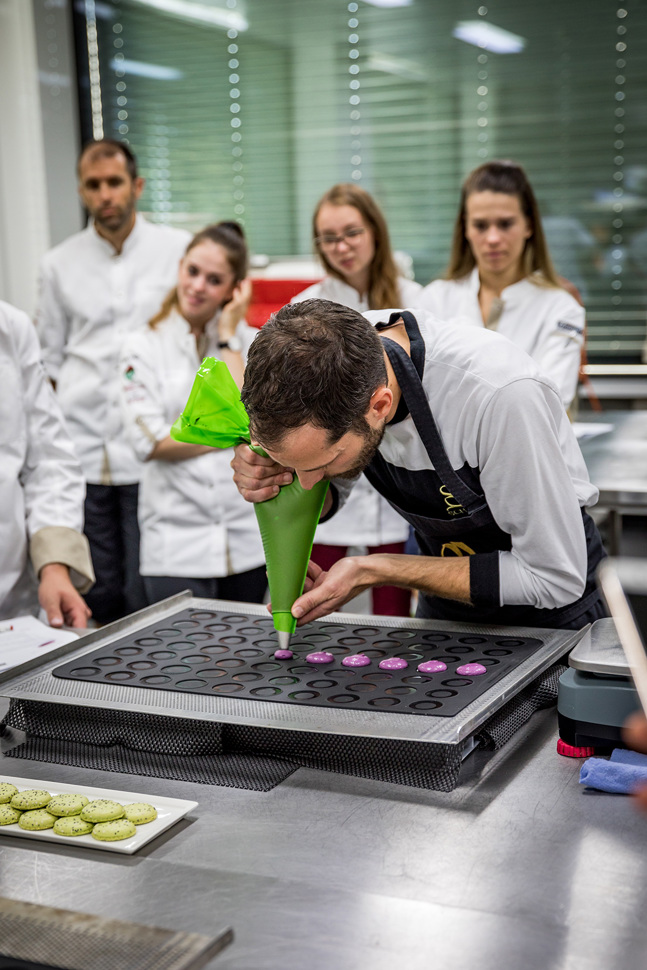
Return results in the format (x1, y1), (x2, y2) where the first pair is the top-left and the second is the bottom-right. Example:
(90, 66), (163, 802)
(367, 385), (392, 426)
(133, 176), (145, 200)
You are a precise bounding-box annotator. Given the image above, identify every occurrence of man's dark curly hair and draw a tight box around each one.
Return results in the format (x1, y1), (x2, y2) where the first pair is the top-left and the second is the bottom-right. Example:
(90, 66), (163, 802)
(241, 299), (387, 449)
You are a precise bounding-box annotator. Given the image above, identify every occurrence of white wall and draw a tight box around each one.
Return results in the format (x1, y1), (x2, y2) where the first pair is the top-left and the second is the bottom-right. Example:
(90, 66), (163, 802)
(0, 0), (82, 316)
(32, 0), (83, 249)
(0, 0), (50, 314)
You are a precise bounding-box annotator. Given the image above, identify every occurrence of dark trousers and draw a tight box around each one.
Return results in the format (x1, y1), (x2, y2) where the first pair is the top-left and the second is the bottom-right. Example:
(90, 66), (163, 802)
(83, 482), (147, 624)
(144, 565), (268, 607)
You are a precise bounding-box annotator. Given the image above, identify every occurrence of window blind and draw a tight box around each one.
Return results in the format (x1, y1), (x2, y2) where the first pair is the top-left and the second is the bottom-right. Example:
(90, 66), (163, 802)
(73, 0), (647, 361)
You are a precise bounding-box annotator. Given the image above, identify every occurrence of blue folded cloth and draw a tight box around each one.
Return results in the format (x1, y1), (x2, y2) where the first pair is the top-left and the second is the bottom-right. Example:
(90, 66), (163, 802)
(579, 748), (647, 793)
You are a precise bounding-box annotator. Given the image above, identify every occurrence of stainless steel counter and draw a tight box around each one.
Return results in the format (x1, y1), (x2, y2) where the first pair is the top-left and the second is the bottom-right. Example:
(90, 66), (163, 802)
(2, 692), (647, 970)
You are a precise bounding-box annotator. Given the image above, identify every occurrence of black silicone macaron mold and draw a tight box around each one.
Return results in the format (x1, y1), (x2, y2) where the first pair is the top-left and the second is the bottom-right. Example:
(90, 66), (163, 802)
(53, 608), (542, 718)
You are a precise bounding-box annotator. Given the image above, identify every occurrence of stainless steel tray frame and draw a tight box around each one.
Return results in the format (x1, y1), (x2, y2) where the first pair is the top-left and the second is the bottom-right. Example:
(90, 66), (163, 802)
(0, 593), (585, 748)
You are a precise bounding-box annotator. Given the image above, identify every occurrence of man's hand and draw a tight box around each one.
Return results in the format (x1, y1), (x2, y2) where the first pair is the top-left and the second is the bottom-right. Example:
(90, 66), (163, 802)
(231, 443), (293, 503)
(290, 552), (471, 625)
(291, 557), (373, 625)
(623, 711), (647, 812)
(38, 562), (92, 629)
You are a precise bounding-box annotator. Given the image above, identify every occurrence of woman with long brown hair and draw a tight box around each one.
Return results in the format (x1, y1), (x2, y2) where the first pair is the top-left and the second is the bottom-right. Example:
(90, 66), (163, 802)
(292, 183), (423, 617)
(421, 160), (584, 408)
(120, 222), (266, 606)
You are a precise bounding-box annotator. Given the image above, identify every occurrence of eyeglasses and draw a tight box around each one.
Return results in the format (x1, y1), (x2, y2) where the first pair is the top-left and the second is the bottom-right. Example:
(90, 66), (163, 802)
(314, 227), (367, 249)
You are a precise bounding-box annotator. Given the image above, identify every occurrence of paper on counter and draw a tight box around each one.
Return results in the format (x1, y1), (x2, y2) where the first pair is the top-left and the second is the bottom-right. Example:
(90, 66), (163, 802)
(572, 422), (615, 440)
(0, 615), (78, 672)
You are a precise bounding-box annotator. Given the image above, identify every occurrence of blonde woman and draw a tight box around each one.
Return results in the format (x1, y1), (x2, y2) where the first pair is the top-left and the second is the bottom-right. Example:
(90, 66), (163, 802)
(120, 222), (266, 605)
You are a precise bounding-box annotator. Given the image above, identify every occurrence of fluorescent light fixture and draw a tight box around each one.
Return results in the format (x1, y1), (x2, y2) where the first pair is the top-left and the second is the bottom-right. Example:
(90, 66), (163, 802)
(126, 0), (248, 31)
(453, 20), (525, 54)
(109, 57), (184, 80)
(362, 0), (413, 7)
(366, 53), (427, 81)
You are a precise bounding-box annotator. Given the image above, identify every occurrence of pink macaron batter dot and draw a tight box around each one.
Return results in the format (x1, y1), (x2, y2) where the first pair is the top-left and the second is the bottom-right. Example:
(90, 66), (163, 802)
(378, 657), (408, 671)
(341, 654), (371, 667)
(274, 649), (293, 660)
(306, 651), (335, 665)
(417, 659), (448, 674)
(455, 662), (487, 676)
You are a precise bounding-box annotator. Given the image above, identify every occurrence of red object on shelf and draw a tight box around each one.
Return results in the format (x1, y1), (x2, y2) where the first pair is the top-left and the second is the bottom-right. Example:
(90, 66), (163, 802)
(247, 278), (322, 329)
(556, 738), (596, 758)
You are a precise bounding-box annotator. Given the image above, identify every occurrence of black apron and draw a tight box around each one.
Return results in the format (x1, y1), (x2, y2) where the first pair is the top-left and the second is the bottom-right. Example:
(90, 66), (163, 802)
(363, 311), (607, 630)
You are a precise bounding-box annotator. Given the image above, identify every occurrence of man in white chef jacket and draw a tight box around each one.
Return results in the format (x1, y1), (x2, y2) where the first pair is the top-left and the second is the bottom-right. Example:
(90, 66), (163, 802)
(36, 139), (190, 624)
(0, 300), (94, 625)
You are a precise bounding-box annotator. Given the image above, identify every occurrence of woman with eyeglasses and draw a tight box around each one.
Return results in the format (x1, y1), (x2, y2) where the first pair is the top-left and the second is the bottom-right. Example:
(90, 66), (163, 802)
(120, 222), (266, 606)
(291, 183), (423, 617)
(420, 160), (585, 409)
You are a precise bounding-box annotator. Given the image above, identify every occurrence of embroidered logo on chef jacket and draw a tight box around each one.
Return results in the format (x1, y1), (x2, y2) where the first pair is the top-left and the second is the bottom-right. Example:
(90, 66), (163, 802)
(557, 320), (583, 336)
(441, 541), (476, 557)
(124, 365), (135, 380)
(439, 484), (467, 518)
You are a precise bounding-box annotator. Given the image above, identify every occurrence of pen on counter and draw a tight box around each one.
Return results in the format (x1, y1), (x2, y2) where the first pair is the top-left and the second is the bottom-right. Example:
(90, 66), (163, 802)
(38, 640), (56, 648)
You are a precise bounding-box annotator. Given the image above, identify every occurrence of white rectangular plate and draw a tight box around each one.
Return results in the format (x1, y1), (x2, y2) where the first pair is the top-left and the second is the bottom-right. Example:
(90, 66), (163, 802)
(0, 774), (197, 854)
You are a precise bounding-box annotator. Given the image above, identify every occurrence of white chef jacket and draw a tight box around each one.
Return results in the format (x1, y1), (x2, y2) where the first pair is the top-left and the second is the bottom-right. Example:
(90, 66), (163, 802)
(36, 215), (191, 485)
(420, 268), (584, 408)
(330, 308), (599, 611)
(0, 301), (94, 620)
(120, 310), (265, 578)
(291, 275), (423, 546)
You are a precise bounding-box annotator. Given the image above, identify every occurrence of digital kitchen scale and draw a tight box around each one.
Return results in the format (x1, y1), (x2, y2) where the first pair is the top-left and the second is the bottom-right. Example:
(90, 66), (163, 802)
(558, 618), (642, 750)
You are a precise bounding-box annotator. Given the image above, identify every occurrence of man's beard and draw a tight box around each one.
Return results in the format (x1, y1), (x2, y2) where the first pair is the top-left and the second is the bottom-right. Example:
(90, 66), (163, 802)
(93, 198), (135, 233)
(331, 422), (385, 481)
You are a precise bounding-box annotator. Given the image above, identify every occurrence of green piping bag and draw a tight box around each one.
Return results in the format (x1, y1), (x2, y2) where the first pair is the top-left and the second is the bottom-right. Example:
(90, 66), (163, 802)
(171, 357), (328, 649)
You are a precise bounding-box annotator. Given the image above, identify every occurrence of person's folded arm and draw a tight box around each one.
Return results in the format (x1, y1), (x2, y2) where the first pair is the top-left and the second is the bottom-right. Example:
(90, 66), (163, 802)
(119, 335), (212, 463)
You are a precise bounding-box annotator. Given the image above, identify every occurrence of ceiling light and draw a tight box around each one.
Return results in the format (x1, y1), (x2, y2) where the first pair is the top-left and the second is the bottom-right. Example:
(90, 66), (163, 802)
(126, 0), (248, 31)
(362, 0), (413, 8)
(366, 53), (427, 81)
(453, 20), (525, 54)
(109, 57), (184, 80)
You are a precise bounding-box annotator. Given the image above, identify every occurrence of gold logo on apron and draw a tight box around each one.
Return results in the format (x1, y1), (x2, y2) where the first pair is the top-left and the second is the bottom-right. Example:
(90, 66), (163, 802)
(441, 541), (476, 557)
(439, 485), (466, 517)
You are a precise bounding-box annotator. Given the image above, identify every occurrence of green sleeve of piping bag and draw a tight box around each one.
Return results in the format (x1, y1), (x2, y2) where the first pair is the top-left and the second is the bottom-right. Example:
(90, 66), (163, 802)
(170, 356), (251, 447)
(171, 356), (329, 632)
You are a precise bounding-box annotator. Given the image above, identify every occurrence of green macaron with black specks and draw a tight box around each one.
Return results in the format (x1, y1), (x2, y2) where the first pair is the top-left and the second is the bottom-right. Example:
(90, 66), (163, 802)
(91, 818), (137, 842)
(11, 790), (51, 811)
(0, 782), (19, 804)
(0, 804), (22, 825)
(53, 816), (95, 837)
(123, 802), (158, 825)
(18, 809), (57, 831)
(47, 793), (90, 817)
(80, 799), (125, 823)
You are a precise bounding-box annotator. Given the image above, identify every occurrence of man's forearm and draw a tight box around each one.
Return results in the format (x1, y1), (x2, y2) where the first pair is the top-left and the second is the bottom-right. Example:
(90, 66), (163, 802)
(357, 552), (472, 604)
